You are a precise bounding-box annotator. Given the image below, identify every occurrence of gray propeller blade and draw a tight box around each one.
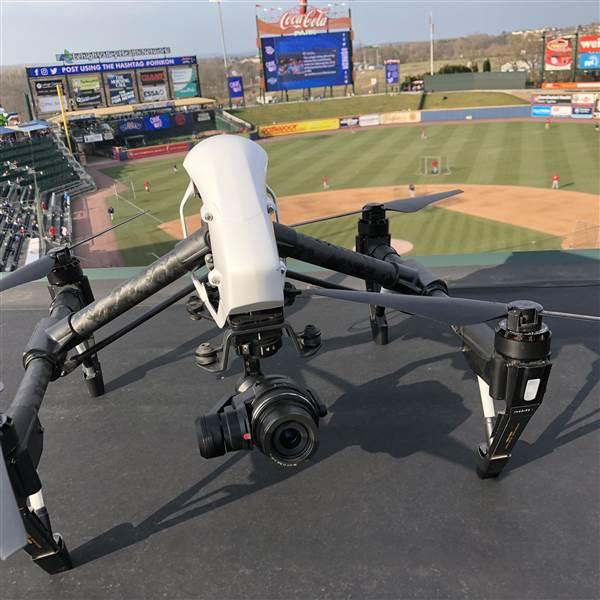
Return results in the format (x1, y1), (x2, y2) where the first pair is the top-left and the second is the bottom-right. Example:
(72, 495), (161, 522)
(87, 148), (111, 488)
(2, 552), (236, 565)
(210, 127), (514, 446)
(0, 451), (27, 560)
(291, 189), (463, 227)
(382, 189), (463, 213)
(0, 255), (55, 293)
(302, 288), (509, 325)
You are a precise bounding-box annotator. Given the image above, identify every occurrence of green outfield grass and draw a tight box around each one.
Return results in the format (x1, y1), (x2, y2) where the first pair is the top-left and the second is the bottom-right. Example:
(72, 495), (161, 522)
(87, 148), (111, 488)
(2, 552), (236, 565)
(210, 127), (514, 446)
(102, 121), (598, 265)
(231, 92), (525, 126)
(422, 91), (528, 110)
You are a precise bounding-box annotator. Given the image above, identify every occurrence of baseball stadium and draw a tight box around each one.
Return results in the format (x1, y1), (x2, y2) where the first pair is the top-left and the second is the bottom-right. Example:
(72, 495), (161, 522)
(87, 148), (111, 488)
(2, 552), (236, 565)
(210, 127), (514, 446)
(1, 2), (599, 599)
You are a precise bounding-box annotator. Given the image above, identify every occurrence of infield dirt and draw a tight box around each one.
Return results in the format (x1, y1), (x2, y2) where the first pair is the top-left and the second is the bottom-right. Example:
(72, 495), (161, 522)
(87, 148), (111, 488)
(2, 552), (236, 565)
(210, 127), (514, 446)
(160, 184), (600, 250)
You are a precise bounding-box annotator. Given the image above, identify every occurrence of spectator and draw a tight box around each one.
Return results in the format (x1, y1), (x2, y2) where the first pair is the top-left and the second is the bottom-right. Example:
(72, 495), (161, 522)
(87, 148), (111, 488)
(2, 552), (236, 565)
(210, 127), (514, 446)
(48, 224), (56, 240)
(60, 225), (68, 240)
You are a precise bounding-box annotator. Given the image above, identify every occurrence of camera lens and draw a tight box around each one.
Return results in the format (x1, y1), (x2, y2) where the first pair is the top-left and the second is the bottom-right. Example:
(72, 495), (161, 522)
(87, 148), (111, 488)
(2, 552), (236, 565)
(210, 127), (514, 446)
(196, 405), (251, 459)
(278, 426), (302, 450)
(251, 379), (321, 467)
(196, 413), (226, 459)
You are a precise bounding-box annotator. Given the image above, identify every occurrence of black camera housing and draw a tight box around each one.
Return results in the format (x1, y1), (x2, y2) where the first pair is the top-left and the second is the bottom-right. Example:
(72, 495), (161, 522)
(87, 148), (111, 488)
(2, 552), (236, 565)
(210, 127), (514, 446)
(196, 375), (327, 467)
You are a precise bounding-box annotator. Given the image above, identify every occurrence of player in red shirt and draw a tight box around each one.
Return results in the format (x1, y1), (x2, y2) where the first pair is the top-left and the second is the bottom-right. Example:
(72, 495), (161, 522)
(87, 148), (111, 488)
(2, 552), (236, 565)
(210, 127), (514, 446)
(144, 180), (151, 192)
(322, 175), (330, 190)
(545, 117), (551, 130)
(551, 173), (560, 190)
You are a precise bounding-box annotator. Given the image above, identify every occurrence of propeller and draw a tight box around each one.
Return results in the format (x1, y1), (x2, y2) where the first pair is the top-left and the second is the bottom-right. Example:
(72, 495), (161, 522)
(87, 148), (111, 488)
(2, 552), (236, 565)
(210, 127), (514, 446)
(0, 450), (26, 560)
(291, 189), (463, 227)
(301, 288), (600, 326)
(0, 255), (55, 293)
(0, 210), (147, 294)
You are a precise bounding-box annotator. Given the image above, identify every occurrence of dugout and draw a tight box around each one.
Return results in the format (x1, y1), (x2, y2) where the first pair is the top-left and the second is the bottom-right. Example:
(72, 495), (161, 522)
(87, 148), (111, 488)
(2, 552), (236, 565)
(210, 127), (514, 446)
(424, 72), (527, 92)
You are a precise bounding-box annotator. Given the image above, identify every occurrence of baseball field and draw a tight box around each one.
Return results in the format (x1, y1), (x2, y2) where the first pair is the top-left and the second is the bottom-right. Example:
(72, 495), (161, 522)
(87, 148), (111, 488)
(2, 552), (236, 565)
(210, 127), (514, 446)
(95, 120), (599, 266)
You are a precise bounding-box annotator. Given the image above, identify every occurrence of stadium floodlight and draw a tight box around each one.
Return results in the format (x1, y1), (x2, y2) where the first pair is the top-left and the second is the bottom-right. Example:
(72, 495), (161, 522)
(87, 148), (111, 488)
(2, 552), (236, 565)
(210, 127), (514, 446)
(0, 135), (597, 575)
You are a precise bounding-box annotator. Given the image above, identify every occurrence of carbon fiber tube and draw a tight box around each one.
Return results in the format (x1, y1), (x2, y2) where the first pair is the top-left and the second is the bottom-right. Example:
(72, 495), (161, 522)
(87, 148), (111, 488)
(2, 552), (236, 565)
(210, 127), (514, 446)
(47, 227), (210, 349)
(274, 223), (403, 289)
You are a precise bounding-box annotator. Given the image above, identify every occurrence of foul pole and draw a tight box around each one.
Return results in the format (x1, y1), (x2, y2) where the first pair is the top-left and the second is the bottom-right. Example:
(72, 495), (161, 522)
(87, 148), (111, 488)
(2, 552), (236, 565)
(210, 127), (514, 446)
(55, 83), (73, 154)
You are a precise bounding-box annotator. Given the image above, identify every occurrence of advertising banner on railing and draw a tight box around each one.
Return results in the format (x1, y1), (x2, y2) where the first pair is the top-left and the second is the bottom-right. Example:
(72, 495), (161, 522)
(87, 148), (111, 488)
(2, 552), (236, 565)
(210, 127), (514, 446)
(259, 117), (339, 138)
(107, 73), (136, 105)
(143, 113), (171, 130)
(117, 118), (144, 135)
(544, 36), (574, 71)
(577, 35), (600, 70)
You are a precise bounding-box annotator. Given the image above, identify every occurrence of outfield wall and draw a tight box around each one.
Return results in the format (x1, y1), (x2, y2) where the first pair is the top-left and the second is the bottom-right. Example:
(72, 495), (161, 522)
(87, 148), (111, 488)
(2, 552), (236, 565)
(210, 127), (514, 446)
(257, 105), (532, 137)
(420, 105), (530, 122)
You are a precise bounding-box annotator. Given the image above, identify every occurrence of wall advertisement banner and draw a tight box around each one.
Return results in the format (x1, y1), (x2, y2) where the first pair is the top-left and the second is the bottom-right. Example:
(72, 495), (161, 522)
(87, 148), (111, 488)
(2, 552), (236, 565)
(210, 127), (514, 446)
(117, 118), (144, 135)
(339, 116), (359, 128)
(358, 114), (380, 127)
(385, 61), (400, 85)
(107, 73), (137, 105)
(27, 56), (197, 77)
(577, 35), (600, 70)
(571, 93), (597, 105)
(83, 133), (103, 143)
(71, 75), (102, 106)
(142, 85), (168, 102)
(172, 112), (193, 127)
(571, 105), (594, 119)
(379, 111), (421, 125)
(530, 94), (572, 105)
(171, 67), (199, 98)
(33, 79), (64, 96)
(544, 37), (574, 71)
(228, 76), (244, 99)
(259, 118), (339, 138)
(143, 113), (171, 130)
(549, 105), (572, 117)
(531, 105), (552, 117)
(38, 96), (65, 113)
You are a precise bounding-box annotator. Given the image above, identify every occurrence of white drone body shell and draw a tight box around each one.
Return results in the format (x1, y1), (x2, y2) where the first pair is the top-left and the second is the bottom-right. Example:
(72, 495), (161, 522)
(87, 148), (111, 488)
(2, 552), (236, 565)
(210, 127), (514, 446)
(183, 135), (285, 328)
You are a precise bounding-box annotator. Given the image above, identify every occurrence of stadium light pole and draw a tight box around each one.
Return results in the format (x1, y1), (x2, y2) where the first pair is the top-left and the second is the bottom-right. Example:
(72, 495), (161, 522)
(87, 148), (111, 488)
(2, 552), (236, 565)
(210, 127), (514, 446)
(429, 12), (434, 75)
(210, 0), (230, 107)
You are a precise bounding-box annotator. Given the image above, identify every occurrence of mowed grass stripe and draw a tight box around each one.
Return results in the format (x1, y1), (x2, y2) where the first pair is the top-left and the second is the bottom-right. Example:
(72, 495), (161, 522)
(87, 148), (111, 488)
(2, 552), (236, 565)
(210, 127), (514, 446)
(517, 123), (550, 189)
(540, 124), (573, 188)
(456, 123), (498, 184)
(557, 124), (598, 195)
(491, 122), (524, 186)
(311, 128), (404, 191)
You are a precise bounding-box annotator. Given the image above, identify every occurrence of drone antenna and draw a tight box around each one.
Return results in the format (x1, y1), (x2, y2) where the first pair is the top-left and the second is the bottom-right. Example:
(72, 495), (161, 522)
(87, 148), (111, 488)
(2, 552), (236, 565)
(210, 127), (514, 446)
(70, 210), (148, 250)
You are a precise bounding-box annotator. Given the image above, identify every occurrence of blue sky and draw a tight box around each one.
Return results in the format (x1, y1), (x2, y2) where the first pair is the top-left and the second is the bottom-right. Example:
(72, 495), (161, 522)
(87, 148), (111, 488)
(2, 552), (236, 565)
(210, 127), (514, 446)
(1, 0), (598, 65)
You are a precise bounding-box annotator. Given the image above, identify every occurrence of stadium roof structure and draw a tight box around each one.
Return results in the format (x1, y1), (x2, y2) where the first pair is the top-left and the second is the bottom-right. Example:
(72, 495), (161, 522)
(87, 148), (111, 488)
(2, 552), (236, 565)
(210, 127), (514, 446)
(47, 97), (217, 124)
(15, 120), (51, 133)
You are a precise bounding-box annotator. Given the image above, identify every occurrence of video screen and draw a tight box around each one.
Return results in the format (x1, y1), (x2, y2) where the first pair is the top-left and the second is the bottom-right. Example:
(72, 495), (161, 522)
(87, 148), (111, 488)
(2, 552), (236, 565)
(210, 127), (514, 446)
(261, 31), (352, 91)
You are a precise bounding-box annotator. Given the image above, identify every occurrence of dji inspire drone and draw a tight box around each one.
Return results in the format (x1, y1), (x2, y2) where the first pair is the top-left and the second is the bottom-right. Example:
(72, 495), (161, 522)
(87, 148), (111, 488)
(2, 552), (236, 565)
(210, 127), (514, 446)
(1, 135), (592, 574)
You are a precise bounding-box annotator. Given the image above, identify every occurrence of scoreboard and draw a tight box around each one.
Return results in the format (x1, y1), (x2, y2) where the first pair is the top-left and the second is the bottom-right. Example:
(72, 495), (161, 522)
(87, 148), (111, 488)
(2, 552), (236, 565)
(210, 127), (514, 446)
(261, 31), (352, 92)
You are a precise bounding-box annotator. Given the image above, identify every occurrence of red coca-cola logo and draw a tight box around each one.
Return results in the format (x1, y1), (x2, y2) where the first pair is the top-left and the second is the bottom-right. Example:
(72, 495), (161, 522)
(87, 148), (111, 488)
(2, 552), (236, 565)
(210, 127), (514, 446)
(279, 8), (328, 31)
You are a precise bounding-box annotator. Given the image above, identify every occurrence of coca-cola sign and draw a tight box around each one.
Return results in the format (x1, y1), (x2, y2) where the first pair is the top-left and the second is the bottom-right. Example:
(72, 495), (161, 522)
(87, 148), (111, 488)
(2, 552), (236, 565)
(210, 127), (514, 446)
(257, 5), (352, 37)
(279, 8), (328, 31)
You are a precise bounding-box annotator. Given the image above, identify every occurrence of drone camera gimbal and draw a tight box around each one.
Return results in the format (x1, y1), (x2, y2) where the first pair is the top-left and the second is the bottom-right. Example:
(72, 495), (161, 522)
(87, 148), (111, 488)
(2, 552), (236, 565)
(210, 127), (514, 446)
(1, 135), (576, 575)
